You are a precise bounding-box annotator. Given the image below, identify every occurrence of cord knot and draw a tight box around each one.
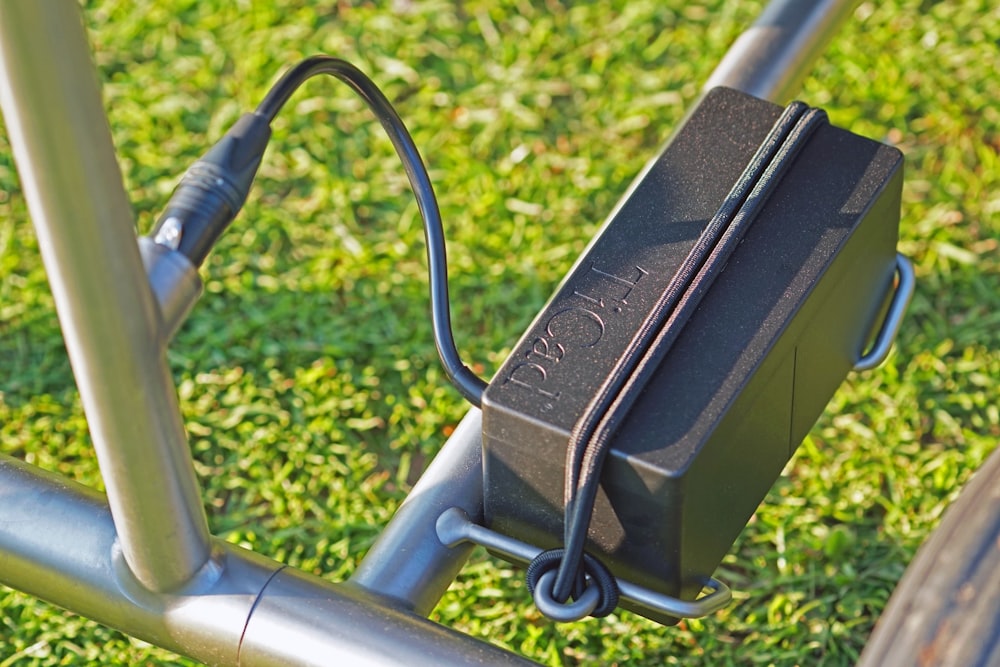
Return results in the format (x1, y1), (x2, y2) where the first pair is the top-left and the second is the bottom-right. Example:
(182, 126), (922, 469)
(526, 549), (619, 621)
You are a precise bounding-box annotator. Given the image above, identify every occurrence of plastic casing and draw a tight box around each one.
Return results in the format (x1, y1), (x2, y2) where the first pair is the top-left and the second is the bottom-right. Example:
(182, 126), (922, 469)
(481, 87), (903, 623)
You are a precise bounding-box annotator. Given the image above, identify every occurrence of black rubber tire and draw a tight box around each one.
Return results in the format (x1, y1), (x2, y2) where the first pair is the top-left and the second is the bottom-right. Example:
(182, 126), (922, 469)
(857, 444), (1000, 667)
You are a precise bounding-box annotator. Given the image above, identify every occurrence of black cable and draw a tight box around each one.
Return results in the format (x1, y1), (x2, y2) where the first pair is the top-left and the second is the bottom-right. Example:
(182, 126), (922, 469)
(256, 56), (487, 407)
(152, 55), (487, 407)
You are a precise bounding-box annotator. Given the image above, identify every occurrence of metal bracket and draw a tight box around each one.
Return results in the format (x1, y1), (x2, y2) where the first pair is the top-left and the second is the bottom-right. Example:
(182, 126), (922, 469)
(436, 507), (732, 621)
(855, 253), (915, 371)
(139, 235), (203, 342)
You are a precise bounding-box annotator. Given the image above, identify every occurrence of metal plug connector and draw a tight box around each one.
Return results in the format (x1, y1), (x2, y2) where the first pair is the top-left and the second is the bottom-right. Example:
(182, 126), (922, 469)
(141, 112), (272, 339)
(149, 112), (272, 268)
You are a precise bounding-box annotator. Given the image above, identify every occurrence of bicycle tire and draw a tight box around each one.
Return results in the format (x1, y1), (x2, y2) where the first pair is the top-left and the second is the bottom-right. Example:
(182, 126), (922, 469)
(857, 444), (1000, 667)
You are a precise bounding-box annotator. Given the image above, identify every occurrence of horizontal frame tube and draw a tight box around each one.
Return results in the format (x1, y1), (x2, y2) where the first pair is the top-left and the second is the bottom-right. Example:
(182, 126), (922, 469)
(0, 453), (534, 666)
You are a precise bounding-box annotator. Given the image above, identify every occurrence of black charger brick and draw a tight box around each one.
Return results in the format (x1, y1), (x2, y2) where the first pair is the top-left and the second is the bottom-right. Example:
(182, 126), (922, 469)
(481, 87), (903, 622)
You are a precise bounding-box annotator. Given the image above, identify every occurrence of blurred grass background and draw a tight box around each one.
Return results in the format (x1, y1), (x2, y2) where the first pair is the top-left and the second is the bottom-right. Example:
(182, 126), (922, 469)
(1, 0), (997, 664)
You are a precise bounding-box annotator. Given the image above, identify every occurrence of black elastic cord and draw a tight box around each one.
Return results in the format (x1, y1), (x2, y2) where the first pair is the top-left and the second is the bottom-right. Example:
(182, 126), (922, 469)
(531, 102), (829, 609)
(526, 548), (619, 618)
(256, 56), (488, 407)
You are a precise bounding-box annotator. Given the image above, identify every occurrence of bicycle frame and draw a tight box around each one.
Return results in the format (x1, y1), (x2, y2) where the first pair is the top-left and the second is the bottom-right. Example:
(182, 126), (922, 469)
(0, 0), (858, 664)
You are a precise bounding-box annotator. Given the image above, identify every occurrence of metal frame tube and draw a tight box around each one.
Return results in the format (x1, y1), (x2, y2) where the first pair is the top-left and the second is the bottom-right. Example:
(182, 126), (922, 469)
(351, 409), (484, 613)
(241, 565), (532, 667)
(0, 453), (533, 666)
(0, 0), (211, 592)
(703, 0), (860, 103)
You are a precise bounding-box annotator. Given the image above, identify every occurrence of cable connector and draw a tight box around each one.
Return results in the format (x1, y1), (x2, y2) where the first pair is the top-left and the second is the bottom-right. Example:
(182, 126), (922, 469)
(150, 112), (271, 267)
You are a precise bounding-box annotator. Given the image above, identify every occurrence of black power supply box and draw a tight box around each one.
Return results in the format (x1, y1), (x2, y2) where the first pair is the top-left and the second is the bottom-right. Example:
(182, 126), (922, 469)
(481, 87), (903, 623)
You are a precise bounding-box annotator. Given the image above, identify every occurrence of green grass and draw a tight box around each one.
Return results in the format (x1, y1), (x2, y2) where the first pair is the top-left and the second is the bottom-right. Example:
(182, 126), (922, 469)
(1, 0), (998, 664)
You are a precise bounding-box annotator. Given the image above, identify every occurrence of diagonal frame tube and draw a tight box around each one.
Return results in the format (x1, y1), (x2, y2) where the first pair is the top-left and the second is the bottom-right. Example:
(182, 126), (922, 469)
(0, 0), (212, 592)
(704, 0), (860, 103)
(353, 0), (863, 612)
